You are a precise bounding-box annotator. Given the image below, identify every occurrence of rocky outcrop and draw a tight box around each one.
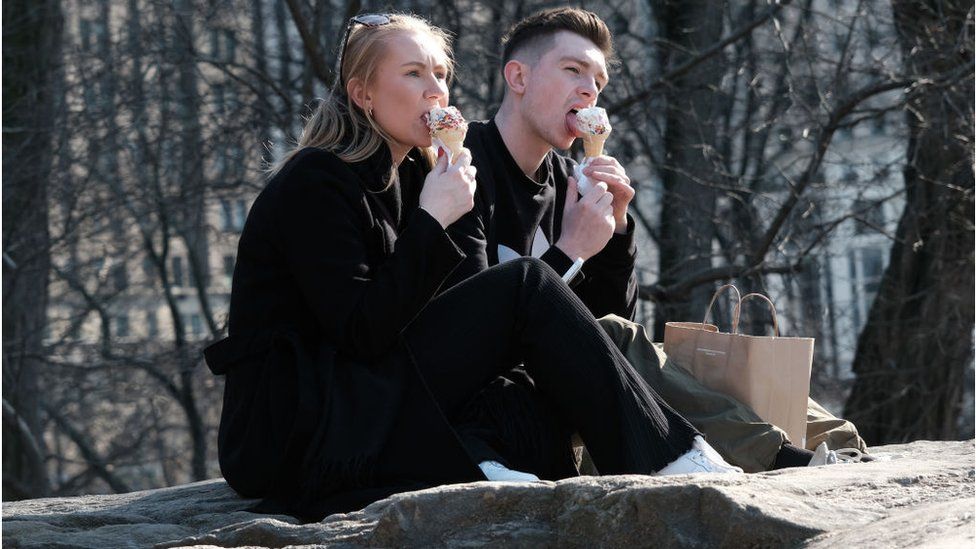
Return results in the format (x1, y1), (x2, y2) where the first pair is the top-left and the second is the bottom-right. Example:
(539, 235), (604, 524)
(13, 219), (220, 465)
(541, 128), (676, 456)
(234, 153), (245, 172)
(4, 440), (973, 548)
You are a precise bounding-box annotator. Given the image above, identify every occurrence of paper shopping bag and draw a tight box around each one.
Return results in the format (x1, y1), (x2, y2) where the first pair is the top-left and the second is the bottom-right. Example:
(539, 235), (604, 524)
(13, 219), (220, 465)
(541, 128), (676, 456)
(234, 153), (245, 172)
(664, 285), (815, 447)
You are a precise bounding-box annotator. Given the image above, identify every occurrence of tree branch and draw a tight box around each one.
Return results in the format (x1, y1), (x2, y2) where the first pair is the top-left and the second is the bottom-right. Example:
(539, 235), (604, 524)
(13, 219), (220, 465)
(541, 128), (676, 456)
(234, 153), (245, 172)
(2, 398), (51, 495)
(283, 0), (334, 88)
(43, 403), (132, 494)
(609, 0), (794, 115)
(640, 261), (803, 302)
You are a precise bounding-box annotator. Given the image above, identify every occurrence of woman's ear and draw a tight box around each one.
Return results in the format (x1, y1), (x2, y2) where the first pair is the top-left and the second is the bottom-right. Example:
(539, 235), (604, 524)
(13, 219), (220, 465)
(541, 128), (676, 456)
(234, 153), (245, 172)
(347, 77), (372, 112)
(503, 60), (529, 95)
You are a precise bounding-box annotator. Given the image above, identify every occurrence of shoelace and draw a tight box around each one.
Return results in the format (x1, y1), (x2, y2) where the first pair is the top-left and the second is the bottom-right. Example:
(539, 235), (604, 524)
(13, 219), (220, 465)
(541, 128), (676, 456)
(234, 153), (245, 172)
(833, 447), (866, 462)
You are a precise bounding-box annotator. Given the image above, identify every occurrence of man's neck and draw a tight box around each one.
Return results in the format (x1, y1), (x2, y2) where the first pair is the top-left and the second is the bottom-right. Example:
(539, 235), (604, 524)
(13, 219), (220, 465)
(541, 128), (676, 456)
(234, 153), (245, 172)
(494, 103), (552, 181)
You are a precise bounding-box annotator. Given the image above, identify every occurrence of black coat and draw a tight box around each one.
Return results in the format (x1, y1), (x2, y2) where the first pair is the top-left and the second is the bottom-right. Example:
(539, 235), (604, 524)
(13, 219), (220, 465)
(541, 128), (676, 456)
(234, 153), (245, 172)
(204, 146), (482, 521)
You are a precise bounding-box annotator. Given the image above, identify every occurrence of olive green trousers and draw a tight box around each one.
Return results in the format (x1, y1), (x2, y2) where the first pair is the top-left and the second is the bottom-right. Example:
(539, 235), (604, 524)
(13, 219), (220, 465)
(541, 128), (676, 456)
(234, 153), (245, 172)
(596, 315), (868, 472)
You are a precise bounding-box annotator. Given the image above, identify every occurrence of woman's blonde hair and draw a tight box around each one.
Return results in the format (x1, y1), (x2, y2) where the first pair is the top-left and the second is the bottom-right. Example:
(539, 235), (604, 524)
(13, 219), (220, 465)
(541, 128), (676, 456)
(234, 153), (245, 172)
(270, 14), (454, 179)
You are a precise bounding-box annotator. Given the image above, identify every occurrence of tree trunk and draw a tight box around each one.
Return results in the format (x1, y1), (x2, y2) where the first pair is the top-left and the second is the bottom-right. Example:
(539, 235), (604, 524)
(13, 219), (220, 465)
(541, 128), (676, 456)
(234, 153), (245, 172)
(2, 0), (62, 500)
(251, 0), (270, 155)
(651, 0), (727, 340)
(844, 0), (974, 443)
(172, 0), (208, 481)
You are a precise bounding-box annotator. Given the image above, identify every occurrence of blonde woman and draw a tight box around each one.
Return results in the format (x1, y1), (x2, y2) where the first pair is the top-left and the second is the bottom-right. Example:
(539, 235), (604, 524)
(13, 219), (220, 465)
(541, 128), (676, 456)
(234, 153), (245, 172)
(206, 13), (736, 523)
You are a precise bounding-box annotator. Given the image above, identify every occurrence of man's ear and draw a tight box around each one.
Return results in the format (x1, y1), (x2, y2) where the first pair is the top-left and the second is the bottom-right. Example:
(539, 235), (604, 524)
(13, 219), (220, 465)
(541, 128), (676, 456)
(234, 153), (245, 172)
(346, 77), (371, 112)
(503, 59), (529, 95)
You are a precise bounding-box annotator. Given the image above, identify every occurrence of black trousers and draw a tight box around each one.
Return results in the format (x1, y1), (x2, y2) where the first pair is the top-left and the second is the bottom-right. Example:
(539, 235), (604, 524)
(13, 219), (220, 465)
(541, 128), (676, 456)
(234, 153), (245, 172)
(398, 257), (699, 475)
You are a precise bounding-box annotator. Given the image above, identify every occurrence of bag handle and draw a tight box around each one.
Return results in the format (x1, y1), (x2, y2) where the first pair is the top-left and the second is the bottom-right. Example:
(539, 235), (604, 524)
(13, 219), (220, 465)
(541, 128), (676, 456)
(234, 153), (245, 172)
(702, 284), (742, 327)
(732, 293), (780, 337)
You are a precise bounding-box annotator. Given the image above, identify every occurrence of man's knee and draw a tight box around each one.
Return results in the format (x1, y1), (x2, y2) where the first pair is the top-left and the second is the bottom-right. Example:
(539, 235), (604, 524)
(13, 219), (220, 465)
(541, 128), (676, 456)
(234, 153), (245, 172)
(508, 256), (561, 283)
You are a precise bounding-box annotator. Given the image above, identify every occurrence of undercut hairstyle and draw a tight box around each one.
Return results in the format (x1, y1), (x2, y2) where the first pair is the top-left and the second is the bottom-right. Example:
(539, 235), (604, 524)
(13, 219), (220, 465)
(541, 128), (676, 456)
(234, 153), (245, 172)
(501, 7), (615, 67)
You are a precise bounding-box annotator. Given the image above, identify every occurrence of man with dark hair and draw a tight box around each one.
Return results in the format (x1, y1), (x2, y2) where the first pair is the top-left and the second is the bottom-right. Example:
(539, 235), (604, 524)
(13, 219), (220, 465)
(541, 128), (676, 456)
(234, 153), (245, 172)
(448, 7), (867, 479)
(448, 7), (636, 319)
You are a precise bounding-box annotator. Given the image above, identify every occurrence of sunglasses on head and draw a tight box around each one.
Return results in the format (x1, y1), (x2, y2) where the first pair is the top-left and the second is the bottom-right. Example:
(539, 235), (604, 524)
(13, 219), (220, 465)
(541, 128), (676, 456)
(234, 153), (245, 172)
(335, 13), (392, 90)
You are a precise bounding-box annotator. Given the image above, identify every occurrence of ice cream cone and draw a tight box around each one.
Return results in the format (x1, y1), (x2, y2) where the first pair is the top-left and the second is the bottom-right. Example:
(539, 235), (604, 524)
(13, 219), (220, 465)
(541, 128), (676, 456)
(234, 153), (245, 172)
(582, 133), (608, 158)
(427, 106), (468, 164)
(575, 107), (612, 158)
(434, 127), (466, 164)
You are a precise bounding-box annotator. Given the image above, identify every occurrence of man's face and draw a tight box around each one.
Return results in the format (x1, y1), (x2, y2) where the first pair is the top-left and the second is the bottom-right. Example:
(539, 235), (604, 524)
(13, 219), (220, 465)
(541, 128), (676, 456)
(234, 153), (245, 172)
(520, 31), (609, 151)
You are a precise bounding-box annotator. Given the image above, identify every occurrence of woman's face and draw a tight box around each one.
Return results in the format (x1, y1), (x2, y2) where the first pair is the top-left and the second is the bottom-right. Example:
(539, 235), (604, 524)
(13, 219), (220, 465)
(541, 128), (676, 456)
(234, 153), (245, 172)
(363, 31), (450, 158)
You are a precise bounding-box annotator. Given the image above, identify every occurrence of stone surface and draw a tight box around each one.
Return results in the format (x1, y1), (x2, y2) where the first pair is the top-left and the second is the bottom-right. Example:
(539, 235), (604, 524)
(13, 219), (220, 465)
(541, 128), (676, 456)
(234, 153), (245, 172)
(3, 440), (973, 548)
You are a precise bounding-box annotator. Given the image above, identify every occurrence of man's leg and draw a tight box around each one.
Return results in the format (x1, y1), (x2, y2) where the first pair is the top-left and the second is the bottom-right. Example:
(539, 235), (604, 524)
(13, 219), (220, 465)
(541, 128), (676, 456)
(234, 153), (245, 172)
(403, 259), (700, 475)
(597, 315), (788, 472)
(806, 398), (869, 452)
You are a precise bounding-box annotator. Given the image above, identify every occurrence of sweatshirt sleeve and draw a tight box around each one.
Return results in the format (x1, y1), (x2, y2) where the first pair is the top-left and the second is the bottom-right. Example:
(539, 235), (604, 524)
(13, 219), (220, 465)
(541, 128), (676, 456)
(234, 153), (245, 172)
(276, 161), (465, 360)
(572, 213), (639, 320)
(441, 190), (490, 292)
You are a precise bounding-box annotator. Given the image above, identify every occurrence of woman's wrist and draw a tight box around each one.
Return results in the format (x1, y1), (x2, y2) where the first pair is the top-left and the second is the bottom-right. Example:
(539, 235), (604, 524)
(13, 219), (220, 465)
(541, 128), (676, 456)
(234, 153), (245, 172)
(418, 206), (447, 229)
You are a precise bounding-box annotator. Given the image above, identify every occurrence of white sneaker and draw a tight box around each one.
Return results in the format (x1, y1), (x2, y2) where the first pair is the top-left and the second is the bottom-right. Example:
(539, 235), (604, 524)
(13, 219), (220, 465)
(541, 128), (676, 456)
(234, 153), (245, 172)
(808, 442), (837, 466)
(478, 460), (541, 482)
(808, 442), (867, 466)
(655, 436), (744, 476)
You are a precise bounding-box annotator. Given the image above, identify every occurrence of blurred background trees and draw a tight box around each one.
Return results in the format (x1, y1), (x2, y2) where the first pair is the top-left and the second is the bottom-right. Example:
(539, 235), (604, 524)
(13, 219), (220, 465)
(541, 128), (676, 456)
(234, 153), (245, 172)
(3, 0), (972, 500)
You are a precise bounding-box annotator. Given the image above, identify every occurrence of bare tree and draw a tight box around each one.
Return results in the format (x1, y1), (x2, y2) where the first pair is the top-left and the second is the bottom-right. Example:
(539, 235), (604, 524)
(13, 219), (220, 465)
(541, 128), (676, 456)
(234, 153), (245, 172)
(8, 0), (971, 500)
(2, 0), (63, 500)
(844, 0), (974, 443)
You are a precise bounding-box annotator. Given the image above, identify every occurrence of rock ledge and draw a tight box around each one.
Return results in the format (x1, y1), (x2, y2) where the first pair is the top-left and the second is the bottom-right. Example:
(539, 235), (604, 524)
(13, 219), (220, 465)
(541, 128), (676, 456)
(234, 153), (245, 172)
(4, 440), (973, 548)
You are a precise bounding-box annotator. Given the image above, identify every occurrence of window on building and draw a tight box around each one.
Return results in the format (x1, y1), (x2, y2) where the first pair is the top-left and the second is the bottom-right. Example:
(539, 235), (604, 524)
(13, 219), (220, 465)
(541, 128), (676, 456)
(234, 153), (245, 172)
(143, 257), (157, 285)
(235, 199), (248, 230)
(219, 143), (244, 180)
(221, 199), (234, 231)
(115, 313), (130, 338)
(210, 28), (237, 63)
(111, 264), (128, 292)
(220, 199), (248, 232)
(226, 86), (239, 112)
(190, 313), (203, 336)
(79, 18), (105, 53)
(865, 24), (882, 49)
(224, 30), (237, 62)
(848, 248), (887, 331)
(146, 309), (159, 338)
(92, 257), (105, 277)
(861, 248), (884, 302)
(853, 199), (885, 235)
(213, 84), (226, 116)
(776, 127), (793, 151)
(172, 256), (184, 287)
(871, 113), (886, 134)
(186, 258), (197, 288)
(832, 32), (847, 51)
(69, 318), (82, 341)
(223, 254), (235, 284)
(80, 19), (93, 51)
(210, 28), (221, 60)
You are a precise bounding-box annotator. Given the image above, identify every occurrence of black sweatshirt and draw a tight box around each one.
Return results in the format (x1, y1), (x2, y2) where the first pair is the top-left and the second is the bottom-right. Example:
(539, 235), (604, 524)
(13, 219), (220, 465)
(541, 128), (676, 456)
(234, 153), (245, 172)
(447, 119), (639, 320)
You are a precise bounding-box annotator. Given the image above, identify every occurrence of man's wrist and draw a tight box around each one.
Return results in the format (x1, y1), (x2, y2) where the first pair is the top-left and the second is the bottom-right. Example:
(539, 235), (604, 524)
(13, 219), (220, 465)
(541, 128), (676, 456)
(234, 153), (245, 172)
(555, 240), (585, 261)
(613, 210), (629, 234)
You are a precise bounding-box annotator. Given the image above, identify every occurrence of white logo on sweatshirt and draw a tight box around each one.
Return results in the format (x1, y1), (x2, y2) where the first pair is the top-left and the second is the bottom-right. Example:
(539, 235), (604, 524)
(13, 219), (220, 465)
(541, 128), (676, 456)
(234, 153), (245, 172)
(497, 227), (549, 264)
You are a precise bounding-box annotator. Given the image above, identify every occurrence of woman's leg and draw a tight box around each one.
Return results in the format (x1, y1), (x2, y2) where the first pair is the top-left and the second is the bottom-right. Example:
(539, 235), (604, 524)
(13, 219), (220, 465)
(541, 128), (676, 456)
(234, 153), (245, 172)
(402, 257), (699, 474)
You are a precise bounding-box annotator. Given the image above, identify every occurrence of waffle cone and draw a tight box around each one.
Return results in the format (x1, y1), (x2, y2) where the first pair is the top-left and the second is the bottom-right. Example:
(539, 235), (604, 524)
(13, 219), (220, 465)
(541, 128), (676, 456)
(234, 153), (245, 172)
(582, 133), (609, 158)
(434, 128), (466, 163)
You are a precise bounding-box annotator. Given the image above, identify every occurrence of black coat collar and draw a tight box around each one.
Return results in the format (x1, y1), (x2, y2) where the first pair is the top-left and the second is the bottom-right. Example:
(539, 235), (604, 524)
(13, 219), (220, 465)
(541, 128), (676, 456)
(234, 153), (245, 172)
(348, 144), (428, 234)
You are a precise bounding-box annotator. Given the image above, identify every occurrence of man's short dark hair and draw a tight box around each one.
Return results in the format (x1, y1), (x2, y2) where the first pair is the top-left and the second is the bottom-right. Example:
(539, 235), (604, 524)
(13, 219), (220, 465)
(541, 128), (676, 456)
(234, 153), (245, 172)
(501, 8), (615, 66)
